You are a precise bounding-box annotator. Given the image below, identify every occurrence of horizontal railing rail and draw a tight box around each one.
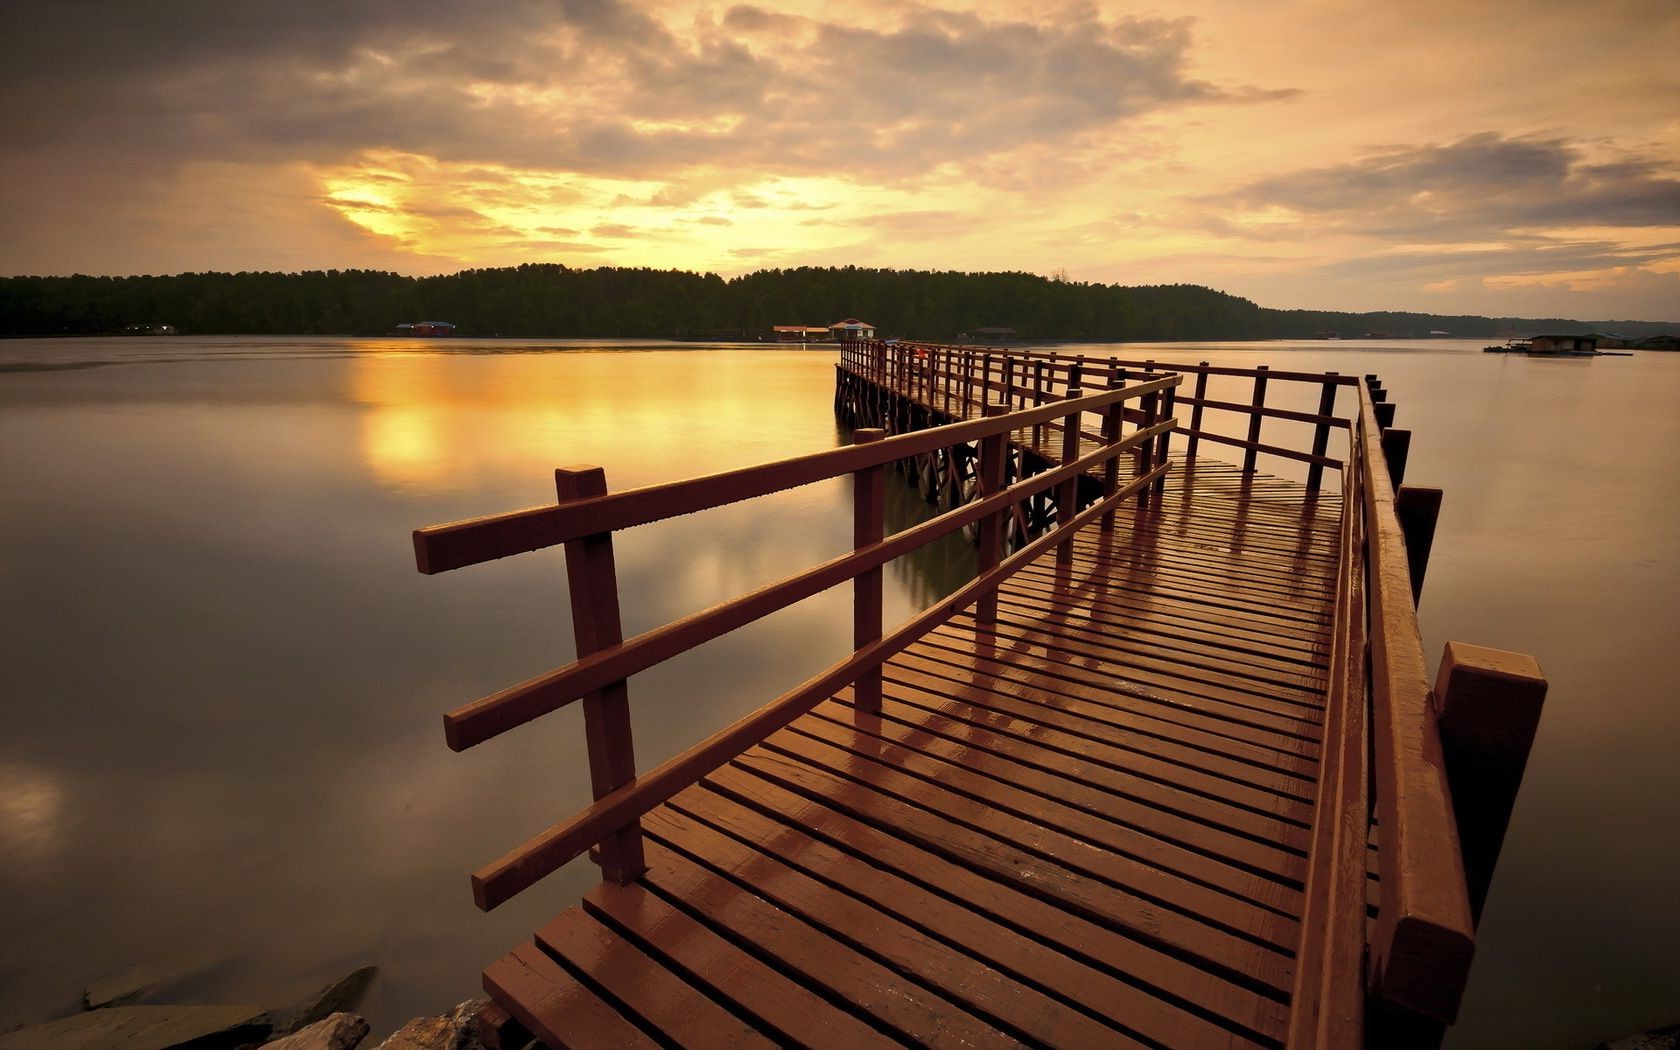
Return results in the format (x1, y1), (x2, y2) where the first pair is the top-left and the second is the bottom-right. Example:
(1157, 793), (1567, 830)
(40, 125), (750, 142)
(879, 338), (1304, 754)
(416, 372), (1181, 910)
(1355, 378), (1476, 1025)
(839, 340), (1352, 486)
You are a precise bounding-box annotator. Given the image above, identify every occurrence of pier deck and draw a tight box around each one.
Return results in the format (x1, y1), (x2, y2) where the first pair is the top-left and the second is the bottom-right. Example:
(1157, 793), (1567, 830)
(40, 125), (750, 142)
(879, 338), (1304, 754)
(413, 343), (1546, 1049)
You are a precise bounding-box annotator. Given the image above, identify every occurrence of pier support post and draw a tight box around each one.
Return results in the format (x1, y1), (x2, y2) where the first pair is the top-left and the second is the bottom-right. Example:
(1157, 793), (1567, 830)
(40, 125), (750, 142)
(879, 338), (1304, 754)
(555, 466), (647, 885)
(1395, 485), (1441, 606)
(852, 429), (886, 715)
(1382, 428), (1412, 488)
(1434, 643), (1548, 926)
(976, 403), (1009, 626)
(1375, 401), (1397, 430)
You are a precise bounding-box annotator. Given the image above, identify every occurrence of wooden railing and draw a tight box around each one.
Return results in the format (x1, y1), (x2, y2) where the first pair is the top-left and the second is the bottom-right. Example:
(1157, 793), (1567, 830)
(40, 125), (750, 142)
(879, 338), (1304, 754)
(839, 339), (1359, 488)
(414, 372), (1181, 910)
(1286, 378), (1547, 1048)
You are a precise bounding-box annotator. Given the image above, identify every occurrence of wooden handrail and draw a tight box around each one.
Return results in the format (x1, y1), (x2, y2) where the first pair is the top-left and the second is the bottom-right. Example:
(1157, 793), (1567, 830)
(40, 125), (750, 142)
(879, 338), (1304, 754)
(441, 416), (1175, 751)
(839, 341), (1349, 482)
(1287, 397), (1370, 1047)
(421, 367), (1182, 908)
(468, 457), (1174, 910)
(415, 374), (1178, 574)
(1357, 379), (1476, 1023)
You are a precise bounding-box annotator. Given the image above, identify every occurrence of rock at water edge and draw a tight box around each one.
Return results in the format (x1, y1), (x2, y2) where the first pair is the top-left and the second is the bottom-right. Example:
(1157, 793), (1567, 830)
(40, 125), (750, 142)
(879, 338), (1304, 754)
(262, 1012), (370, 1050)
(375, 999), (489, 1050)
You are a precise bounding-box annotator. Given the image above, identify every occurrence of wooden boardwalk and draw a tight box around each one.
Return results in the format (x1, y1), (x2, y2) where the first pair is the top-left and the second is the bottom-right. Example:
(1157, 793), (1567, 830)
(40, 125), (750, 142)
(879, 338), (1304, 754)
(413, 343), (1546, 1049)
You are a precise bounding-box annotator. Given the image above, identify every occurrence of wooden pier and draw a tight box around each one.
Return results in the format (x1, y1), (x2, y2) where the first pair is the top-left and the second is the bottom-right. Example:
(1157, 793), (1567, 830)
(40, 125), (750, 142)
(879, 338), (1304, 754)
(412, 342), (1547, 1049)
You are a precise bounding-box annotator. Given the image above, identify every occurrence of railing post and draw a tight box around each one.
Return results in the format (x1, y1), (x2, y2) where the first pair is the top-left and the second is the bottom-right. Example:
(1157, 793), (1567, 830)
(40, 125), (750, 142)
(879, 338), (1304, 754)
(852, 428), (886, 715)
(1307, 373), (1338, 491)
(1382, 428), (1412, 488)
(1243, 364), (1269, 474)
(554, 466), (646, 885)
(1433, 643), (1548, 927)
(1032, 360), (1046, 449)
(1153, 383), (1176, 498)
(1186, 363), (1208, 463)
(1376, 401), (1397, 430)
(1101, 368), (1125, 532)
(1137, 386), (1159, 510)
(1056, 386), (1083, 569)
(976, 402), (1009, 626)
(1396, 485), (1442, 605)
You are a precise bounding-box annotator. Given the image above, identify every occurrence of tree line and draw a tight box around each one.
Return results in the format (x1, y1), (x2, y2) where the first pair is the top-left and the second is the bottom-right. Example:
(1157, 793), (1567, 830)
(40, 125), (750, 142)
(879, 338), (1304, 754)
(2, 264), (1671, 340)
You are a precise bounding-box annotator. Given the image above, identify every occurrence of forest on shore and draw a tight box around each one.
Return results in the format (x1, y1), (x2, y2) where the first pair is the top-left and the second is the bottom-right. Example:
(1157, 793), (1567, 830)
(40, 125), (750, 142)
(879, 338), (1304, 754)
(3, 264), (1675, 341)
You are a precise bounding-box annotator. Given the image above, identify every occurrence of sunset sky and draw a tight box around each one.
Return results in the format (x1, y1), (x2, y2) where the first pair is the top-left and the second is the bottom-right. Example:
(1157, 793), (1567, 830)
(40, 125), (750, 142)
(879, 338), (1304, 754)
(2, 0), (1676, 318)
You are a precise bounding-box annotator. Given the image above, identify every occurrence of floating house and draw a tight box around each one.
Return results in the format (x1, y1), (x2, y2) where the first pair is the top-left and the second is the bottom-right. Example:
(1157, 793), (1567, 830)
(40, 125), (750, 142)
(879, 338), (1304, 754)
(396, 321), (457, 337)
(1528, 333), (1597, 354)
(960, 327), (1018, 344)
(828, 318), (876, 342)
(772, 325), (831, 343)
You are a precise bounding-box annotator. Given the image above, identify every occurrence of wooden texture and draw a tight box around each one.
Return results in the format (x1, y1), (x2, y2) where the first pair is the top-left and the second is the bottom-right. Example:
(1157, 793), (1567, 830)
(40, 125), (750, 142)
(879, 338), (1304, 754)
(482, 451), (1340, 1047)
(432, 348), (1530, 1048)
(1433, 643), (1548, 926)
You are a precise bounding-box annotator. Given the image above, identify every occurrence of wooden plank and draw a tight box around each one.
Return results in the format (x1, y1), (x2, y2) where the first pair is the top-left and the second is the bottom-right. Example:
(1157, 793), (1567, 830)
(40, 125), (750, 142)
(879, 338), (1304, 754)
(644, 803), (1134, 1048)
(581, 881), (899, 1049)
(667, 784), (1273, 1049)
(849, 689), (1312, 858)
(743, 736), (1298, 997)
(879, 656), (1318, 817)
(536, 909), (776, 1048)
(703, 763), (1291, 1045)
(635, 838), (1023, 1048)
(482, 942), (658, 1050)
(772, 719), (1302, 950)
(806, 697), (1306, 907)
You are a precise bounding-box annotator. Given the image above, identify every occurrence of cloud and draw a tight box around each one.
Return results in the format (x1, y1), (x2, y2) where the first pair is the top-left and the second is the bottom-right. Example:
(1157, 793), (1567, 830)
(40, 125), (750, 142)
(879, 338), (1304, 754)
(1211, 133), (1680, 242)
(0, 0), (1268, 185)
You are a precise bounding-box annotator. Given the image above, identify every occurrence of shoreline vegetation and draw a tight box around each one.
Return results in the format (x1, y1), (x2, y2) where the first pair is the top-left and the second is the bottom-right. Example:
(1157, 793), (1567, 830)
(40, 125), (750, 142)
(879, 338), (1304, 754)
(3, 264), (1677, 343)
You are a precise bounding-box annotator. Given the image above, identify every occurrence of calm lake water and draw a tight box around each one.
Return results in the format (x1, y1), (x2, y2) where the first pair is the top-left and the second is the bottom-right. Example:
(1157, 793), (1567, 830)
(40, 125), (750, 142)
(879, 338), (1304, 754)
(1, 336), (1675, 1046)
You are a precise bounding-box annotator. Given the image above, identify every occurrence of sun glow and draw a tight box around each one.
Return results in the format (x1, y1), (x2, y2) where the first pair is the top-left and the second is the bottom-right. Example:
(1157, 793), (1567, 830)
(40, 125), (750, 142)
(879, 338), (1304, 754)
(313, 151), (929, 273)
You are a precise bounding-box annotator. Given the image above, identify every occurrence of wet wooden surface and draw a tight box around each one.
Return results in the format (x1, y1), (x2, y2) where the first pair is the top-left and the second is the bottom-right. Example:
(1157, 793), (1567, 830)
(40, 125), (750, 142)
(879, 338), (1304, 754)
(487, 453), (1341, 1048)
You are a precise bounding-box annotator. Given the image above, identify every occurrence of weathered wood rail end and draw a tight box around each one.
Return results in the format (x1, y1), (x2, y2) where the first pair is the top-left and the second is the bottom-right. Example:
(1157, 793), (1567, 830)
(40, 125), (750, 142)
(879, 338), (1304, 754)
(412, 341), (1546, 1049)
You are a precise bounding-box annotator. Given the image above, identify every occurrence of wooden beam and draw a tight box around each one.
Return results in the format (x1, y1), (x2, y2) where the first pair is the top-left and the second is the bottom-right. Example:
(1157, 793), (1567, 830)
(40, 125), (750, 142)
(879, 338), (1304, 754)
(1396, 486), (1442, 606)
(1434, 643), (1548, 926)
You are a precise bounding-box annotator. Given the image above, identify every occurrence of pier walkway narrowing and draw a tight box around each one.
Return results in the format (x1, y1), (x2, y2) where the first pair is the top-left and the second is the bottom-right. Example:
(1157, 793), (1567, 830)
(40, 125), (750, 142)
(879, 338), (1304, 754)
(412, 342), (1547, 1049)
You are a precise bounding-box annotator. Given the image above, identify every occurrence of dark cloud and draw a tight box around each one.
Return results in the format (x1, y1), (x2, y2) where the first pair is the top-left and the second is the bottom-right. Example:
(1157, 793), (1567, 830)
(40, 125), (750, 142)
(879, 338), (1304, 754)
(0, 0), (1274, 183)
(1212, 133), (1680, 241)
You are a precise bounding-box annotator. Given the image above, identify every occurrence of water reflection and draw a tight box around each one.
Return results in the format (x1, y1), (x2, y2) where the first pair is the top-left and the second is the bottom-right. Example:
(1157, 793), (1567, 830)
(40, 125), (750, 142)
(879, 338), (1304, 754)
(0, 763), (64, 867)
(0, 337), (1674, 1047)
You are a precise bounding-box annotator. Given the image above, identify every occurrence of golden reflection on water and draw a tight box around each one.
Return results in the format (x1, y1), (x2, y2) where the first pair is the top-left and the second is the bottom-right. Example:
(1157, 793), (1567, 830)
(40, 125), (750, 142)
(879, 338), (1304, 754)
(350, 349), (847, 493)
(0, 763), (64, 866)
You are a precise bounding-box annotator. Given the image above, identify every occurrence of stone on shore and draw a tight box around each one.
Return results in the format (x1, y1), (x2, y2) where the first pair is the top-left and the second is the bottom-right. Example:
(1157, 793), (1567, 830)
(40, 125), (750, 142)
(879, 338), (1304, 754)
(0, 1003), (270, 1050)
(269, 967), (379, 1037)
(374, 999), (488, 1050)
(261, 1012), (369, 1050)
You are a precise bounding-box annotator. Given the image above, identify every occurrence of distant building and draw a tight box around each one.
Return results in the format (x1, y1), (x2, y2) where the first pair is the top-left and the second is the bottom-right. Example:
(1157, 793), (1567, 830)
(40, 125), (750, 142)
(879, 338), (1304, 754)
(828, 318), (876, 342)
(396, 321), (457, 336)
(1528, 333), (1597, 354)
(960, 327), (1017, 344)
(772, 325), (831, 343)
